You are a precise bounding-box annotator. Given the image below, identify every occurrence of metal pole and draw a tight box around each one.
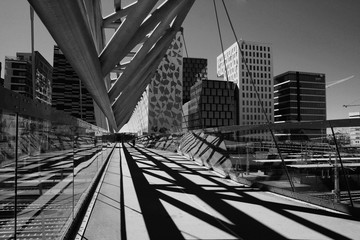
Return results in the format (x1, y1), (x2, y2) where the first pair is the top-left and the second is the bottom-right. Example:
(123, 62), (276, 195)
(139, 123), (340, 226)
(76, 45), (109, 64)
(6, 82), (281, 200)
(330, 125), (354, 207)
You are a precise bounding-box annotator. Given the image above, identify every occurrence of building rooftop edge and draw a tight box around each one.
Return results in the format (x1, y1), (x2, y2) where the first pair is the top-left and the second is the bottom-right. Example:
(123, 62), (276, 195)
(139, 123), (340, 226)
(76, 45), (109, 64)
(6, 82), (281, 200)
(274, 71), (326, 79)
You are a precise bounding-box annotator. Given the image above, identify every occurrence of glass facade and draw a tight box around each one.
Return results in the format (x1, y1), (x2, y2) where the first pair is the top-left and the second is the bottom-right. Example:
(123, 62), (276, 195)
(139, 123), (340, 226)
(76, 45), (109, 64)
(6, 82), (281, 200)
(187, 80), (238, 130)
(274, 71), (326, 140)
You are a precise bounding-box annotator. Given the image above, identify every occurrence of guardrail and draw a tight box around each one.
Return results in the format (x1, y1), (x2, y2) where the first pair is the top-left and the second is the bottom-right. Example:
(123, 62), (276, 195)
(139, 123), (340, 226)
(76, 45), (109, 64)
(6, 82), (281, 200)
(142, 119), (360, 217)
(0, 86), (115, 239)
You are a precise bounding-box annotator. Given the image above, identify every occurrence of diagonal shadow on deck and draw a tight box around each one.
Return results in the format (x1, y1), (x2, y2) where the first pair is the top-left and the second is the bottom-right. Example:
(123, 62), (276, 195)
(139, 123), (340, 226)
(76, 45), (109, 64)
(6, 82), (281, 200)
(121, 143), (359, 240)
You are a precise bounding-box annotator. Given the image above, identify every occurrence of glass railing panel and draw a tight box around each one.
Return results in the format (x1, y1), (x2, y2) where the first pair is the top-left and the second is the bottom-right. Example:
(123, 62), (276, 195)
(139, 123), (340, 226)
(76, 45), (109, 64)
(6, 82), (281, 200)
(0, 110), (17, 239)
(14, 114), (75, 239)
(220, 124), (360, 210)
(73, 130), (101, 212)
(43, 122), (75, 239)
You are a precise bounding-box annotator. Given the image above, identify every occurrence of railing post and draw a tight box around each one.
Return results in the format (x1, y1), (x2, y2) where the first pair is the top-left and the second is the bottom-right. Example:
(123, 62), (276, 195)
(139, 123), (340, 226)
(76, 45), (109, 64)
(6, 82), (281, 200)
(330, 124), (354, 207)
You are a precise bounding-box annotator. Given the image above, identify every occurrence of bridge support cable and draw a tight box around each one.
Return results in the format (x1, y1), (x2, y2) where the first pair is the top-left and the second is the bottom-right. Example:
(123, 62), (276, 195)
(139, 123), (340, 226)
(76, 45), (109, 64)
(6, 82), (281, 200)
(180, 30), (191, 131)
(329, 124), (354, 207)
(213, 0), (234, 126)
(214, 0), (295, 191)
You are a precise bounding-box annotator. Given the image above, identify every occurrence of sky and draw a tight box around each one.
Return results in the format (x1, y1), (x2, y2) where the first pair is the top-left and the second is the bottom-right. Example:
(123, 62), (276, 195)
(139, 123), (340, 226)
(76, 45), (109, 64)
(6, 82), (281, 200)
(0, 0), (359, 121)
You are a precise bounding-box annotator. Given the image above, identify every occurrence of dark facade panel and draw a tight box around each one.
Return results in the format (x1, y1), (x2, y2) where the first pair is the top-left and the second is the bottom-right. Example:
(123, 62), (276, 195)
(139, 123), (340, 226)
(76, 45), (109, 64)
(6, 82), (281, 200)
(188, 79), (239, 130)
(52, 45), (95, 125)
(274, 71), (326, 140)
(182, 57), (208, 104)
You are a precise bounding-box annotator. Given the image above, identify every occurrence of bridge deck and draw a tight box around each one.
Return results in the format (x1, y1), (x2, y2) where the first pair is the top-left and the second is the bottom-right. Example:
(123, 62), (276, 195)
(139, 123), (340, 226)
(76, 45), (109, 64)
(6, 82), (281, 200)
(80, 143), (360, 240)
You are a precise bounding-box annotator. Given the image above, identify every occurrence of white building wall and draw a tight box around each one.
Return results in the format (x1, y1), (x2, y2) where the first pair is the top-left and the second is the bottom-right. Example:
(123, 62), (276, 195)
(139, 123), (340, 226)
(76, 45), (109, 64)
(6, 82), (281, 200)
(217, 41), (274, 141)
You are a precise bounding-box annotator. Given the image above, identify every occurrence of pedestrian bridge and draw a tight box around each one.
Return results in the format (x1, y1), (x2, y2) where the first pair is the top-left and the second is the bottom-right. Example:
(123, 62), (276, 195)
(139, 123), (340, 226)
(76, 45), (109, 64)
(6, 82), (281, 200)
(1, 1), (360, 239)
(79, 143), (360, 240)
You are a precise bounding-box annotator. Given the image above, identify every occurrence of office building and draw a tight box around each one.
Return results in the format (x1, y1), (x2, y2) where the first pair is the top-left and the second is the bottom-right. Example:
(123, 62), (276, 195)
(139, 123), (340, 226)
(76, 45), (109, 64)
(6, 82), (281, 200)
(184, 79), (238, 130)
(182, 57), (207, 104)
(349, 112), (360, 146)
(52, 45), (96, 125)
(126, 32), (183, 135)
(274, 71), (326, 140)
(217, 41), (274, 141)
(4, 51), (52, 104)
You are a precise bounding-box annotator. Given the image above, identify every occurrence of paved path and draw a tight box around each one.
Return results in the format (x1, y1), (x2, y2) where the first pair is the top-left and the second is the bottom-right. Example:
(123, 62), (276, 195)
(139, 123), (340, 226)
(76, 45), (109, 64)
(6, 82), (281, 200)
(82, 143), (360, 240)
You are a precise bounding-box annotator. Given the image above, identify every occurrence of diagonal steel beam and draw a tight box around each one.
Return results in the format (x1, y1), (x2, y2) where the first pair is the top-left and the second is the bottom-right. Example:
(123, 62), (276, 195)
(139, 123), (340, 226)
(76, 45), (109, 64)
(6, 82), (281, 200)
(115, 74), (153, 129)
(108, 0), (187, 103)
(99, 0), (158, 76)
(113, 29), (178, 121)
(83, 0), (105, 53)
(103, 2), (136, 28)
(28, 0), (117, 131)
(104, 0), (183, 77)
(115, 0), (195, 128)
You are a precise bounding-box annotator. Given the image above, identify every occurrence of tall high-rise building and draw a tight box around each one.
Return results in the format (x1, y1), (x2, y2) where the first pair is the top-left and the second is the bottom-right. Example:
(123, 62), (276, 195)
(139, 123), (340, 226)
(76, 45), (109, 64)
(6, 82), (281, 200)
(51, 45), (95, 125)
(274, 71), (326, 140)
(4, 51), (52, 104)
(126, 32), (183, 135)
(184, 79), (238, 130)
(217, 41), (274, 141)
(182, 57), (207, 104)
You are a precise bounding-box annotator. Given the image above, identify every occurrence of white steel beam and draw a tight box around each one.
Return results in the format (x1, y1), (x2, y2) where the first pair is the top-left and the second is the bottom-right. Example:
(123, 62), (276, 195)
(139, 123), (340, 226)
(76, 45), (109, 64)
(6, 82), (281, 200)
(99, 0), (158, 76)
(28, 0), (117, 131)
(108, 0), (187, 102)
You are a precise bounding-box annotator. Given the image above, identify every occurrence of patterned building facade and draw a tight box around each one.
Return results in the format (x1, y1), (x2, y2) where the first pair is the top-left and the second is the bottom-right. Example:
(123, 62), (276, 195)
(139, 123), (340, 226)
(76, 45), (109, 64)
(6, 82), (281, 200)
(217, 41), (274, 141)
(4, 52), (52, 104)
(126, 32), (183, 135)
(274, 71), (326, 140)
(182, 57), (207, 104)
(185, 79), (238, 130)
(51, 45), (96, 125)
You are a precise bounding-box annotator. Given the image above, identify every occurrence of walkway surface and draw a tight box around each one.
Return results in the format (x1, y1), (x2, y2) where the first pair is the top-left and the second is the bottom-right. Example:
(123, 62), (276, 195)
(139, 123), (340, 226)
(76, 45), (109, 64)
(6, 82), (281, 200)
(80, 143), (360, 240)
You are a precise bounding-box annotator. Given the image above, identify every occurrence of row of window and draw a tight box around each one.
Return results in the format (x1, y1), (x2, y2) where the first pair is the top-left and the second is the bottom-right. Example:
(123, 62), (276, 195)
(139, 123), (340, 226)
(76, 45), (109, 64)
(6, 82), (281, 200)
(243, 51), (271, 59)
(275, 87), (325, 95)
(275, 102), (326, 108)
(242, 58), (271, 66)
(241, 65), (271, 72)
(242, 44), (270, 52)
(242, 107), (272, 114)
(203, 118), (233, 127)
(274, 115), (326, 121)
(275, 95), (326, 102)
(202, 80), (235, 89)
(202, 111), (232, 119)
(242, 85), (272, 92)
(279, 74), (325, 83)
(242, 92), (272, 100)
(241, 72), (272, 80)
(242, 113), (272, 121)
(203, 88), (234, 97)
(242, 100), (271, 107)
(203, 103), (234, 112)
(274, 81), (325, 90)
